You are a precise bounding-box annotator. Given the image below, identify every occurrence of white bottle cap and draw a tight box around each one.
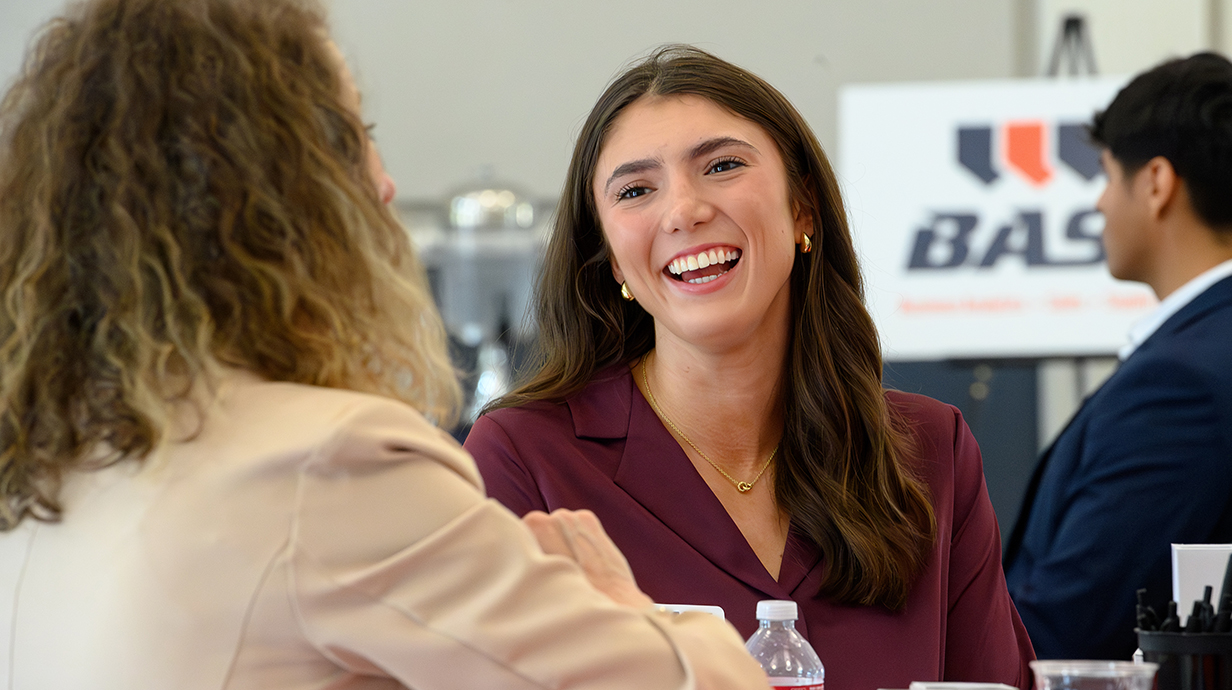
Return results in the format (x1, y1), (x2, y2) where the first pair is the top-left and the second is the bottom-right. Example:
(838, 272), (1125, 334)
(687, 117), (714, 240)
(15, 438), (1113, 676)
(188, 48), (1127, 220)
(755, 599), (798, 621)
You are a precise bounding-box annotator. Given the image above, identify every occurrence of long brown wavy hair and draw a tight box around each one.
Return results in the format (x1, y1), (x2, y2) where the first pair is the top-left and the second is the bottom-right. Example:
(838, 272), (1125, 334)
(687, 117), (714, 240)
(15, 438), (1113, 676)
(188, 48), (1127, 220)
(0, 0), (460, 529)
(490, 45), (936, 610)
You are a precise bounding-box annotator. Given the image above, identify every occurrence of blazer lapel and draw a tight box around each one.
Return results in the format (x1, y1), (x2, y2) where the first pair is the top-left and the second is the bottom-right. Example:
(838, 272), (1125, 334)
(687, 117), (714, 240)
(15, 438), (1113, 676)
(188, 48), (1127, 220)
(599, 367), (795, 599)
(1004, 439), (1057, 564)
(1004, 362), (1116, 564)
(777, 525), (824, 596)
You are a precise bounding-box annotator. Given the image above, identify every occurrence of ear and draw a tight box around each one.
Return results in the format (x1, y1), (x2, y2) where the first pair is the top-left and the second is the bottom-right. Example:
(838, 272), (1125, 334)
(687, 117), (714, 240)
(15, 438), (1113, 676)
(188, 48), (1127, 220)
(1141, 156), (1179, 220)
(793, 202), (814, 247)
(609, 255), (625, 285)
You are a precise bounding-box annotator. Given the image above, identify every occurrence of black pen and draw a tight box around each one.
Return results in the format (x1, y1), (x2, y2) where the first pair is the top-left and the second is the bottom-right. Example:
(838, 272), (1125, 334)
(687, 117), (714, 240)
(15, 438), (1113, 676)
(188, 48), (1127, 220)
(1217, 554), (1232, 633)
(1185, 600), (1204, 632)
(1201, 586), (1215, 633)
(1161, 601), (1181, 632)
(1216, 592), (1232, 633)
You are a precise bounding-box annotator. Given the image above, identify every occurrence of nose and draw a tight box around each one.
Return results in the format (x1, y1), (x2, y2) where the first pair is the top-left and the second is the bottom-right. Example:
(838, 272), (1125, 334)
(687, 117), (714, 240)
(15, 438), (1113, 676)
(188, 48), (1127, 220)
(377, 171), (397, 206)
(662, 175), (715, 233)
(366, 147), (397, 205)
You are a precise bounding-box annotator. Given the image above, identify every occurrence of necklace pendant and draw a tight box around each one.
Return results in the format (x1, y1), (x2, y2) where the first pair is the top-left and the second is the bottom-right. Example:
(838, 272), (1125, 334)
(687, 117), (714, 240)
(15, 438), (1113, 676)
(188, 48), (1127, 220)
(736, 481), (753, 493)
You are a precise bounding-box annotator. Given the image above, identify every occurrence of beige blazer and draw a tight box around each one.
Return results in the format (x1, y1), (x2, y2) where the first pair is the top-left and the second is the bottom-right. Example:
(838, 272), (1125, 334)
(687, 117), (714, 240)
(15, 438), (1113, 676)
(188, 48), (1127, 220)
(0, 372), (763, 689)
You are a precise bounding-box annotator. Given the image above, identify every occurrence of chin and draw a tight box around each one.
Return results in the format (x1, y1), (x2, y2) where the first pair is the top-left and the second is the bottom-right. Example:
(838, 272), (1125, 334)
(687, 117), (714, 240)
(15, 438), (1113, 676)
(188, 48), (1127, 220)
(1105, 257), (1137, 283)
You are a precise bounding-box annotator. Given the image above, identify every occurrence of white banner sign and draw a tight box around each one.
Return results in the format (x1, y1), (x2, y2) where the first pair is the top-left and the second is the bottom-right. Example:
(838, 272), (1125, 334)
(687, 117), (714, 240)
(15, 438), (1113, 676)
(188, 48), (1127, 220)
(838, 77), (1156, 361)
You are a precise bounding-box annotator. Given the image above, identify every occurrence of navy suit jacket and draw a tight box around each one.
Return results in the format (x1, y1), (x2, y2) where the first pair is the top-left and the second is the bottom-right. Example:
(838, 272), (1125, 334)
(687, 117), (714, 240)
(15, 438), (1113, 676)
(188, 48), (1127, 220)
(1004, 275), (1232, 660)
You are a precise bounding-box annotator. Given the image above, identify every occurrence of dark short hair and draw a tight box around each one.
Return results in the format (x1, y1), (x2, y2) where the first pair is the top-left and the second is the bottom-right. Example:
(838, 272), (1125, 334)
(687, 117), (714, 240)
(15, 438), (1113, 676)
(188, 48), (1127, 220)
(1090, 52), (1232, 228)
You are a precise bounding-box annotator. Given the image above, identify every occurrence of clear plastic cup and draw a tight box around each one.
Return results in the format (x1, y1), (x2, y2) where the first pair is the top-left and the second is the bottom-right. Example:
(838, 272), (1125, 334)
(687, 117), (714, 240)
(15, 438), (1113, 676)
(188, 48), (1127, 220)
(1030, 660), (1159, 690)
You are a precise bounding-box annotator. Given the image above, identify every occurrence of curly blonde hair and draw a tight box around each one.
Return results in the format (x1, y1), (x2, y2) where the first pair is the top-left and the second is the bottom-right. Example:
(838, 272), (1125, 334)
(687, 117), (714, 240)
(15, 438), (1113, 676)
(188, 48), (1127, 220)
(0, 0), (460, 529)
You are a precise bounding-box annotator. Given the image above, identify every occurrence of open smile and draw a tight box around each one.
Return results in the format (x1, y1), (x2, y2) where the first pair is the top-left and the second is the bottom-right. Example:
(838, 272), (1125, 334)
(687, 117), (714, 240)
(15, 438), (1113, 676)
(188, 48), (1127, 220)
(665, 248), (742, 285)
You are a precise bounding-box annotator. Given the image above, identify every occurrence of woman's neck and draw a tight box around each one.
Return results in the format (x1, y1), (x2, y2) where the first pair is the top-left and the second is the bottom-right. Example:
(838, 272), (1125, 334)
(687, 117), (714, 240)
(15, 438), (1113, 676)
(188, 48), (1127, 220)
(638, 325), (789, 473)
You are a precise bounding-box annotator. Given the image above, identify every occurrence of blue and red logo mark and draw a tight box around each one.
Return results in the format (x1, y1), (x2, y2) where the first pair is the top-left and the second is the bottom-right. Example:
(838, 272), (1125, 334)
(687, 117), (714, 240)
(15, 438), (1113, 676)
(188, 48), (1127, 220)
(957, 122), (1102, 186)
(904, 120), (1106, 270)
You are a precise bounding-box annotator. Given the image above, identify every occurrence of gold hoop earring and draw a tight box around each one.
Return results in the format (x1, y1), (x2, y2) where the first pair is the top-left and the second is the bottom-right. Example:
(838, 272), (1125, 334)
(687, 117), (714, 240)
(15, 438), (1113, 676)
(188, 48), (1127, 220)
(801, 234), (813, 254)
(620, 282), (635, 301)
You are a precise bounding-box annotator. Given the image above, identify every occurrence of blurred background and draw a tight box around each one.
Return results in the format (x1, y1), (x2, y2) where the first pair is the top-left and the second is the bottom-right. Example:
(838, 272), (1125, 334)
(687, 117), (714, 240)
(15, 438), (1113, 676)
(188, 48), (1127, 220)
(1, 0), (1226, 544)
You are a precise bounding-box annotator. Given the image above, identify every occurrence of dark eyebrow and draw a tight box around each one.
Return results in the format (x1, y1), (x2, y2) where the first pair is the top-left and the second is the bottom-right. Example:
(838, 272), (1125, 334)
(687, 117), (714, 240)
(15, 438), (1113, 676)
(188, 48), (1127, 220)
(603, 158), (662, 195)
(688, 136), (758, 161)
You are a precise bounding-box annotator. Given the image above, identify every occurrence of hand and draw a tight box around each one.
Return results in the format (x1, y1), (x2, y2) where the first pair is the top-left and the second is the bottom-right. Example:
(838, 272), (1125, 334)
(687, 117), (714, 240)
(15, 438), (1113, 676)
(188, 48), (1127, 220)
(522, 508), (654, 609)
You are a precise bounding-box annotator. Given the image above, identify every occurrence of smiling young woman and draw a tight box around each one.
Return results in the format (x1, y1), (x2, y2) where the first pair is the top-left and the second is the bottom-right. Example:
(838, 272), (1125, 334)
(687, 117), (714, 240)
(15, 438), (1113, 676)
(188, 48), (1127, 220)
(465, 45), (1035, 690)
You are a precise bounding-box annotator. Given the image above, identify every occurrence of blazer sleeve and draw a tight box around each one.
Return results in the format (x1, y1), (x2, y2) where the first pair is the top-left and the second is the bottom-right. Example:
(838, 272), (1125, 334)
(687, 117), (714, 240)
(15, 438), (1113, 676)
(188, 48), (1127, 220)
(940, 406), (1035, 688)
(1009, 358), (1232, 660)
(288, 399), (767, 690)
(465, 412), (549, 517)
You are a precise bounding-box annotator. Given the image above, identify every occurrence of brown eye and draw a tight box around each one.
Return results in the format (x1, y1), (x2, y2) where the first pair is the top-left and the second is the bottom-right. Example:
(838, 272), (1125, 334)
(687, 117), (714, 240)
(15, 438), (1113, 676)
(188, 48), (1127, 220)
(616, 184), (651, 201)
(707, 157), (745, 174)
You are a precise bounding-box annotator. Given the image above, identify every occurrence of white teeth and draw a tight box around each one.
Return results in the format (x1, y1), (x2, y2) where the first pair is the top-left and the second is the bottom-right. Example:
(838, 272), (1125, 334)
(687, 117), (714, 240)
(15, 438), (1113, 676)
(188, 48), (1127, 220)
(666, 248), (741, 276)
(687, 274), (720, 284)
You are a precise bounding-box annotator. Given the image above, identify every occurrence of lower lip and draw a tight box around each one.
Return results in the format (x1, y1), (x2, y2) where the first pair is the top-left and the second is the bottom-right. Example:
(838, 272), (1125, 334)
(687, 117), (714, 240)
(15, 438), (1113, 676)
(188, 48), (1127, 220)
(667, 261), (738, 294)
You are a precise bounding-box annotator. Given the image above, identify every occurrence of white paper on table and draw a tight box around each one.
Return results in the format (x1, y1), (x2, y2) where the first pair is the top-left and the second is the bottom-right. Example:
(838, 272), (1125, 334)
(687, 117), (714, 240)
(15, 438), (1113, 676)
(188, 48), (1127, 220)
(907, 683), (1017, 690)
(1171, 543), (1232, 614)
(652, 603), (725, 620)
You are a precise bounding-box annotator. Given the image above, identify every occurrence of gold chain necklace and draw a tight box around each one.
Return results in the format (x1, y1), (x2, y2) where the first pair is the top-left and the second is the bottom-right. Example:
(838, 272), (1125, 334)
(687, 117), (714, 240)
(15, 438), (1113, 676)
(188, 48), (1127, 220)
(640, 353), (778, 493)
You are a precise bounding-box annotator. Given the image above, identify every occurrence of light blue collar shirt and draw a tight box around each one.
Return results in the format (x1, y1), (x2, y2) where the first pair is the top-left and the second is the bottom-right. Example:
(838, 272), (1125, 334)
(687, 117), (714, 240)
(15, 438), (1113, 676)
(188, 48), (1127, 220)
(1118, 257), (1232, 361)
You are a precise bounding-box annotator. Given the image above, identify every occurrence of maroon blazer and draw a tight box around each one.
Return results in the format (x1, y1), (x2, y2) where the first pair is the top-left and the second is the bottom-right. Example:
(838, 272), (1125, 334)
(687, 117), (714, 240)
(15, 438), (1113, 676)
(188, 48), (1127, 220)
(466, 365), (1034, 690)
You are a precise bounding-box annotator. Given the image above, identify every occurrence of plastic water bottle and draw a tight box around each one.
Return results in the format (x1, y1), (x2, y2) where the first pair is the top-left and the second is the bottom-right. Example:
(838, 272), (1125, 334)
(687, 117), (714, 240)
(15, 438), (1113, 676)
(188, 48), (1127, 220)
(745, 600), (825, 689)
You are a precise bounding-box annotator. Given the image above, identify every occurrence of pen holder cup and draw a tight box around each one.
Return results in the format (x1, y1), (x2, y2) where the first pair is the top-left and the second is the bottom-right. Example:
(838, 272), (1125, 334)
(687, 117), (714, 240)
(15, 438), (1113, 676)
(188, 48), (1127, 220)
(1031, 660), (1159, 690)
(1138, 631), (1232, 690)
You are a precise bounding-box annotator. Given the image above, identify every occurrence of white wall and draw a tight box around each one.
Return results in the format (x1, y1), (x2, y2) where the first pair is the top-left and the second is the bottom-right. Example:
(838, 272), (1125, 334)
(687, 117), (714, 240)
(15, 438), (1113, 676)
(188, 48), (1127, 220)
(1224, 0), (1232, 51)
(327, 0), (1017, 200)
(5, 0), (1227, 200)
(12, 1), (1222, 201)
(1, 0), (1019, 201)
(0, 2), (62, 95)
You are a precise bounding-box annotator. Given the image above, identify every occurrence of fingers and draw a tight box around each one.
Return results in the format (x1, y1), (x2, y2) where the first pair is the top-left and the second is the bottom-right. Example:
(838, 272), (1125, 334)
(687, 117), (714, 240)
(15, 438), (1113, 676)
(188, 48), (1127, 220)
(558, 510), (637, 580)
(521, 508), (653, 608)
(522, 510), (572, 558)
(522, 509), (608, 560)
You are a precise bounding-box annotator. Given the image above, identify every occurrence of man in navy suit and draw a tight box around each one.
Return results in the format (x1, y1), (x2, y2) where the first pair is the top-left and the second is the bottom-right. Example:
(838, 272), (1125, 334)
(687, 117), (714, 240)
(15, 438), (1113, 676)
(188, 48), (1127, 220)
(1004, 53), (1232, 661)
